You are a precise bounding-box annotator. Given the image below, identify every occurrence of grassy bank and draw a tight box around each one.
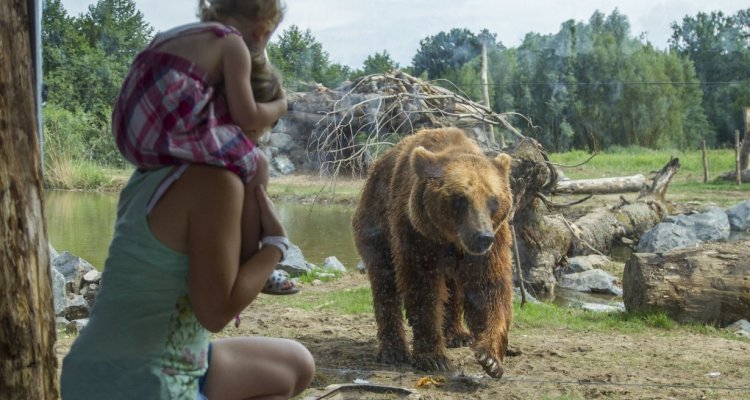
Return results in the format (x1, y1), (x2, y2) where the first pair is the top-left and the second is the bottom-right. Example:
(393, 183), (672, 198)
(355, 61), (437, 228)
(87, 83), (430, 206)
(44, 147), (748, 204)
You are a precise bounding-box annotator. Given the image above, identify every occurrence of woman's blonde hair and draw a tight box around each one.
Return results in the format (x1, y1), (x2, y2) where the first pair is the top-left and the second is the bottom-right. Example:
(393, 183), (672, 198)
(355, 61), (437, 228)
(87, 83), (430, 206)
(199, 0), (285, 31)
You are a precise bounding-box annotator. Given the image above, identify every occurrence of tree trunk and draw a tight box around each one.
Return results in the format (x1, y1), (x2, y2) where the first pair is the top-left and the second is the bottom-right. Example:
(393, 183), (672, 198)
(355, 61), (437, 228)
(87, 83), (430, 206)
(623, 240), (750, 326)
(554, 174), (646, 194)
(0, 1), (59, 398)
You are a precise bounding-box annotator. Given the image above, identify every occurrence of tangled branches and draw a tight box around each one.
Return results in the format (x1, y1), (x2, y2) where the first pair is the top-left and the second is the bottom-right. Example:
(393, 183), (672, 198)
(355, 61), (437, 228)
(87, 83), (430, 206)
(304, 71), (526, 179)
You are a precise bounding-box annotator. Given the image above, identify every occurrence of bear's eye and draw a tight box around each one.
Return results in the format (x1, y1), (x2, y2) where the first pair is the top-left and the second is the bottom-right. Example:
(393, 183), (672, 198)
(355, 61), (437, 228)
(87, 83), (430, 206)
(487, 198), (500, 215)
(452, 194), (469, 214)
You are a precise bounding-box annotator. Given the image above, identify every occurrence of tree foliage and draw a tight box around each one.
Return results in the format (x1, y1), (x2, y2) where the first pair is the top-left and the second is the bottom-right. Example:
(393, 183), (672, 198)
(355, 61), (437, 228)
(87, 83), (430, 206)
(41, 1), (750, 169)
(670, 9), (750, 145)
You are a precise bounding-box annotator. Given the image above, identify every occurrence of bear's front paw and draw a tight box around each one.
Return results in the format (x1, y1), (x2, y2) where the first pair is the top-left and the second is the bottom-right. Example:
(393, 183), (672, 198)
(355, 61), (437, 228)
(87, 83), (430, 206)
(444, 328), (473, 348)
(475, 348), (504, 378)
(412, 352), (451, 372)
(377, 346), (410, 365)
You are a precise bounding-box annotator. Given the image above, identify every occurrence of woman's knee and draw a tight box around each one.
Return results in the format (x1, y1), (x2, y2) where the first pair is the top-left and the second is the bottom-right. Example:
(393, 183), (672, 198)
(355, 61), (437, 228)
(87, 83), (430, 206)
(285, 340), (315, 395)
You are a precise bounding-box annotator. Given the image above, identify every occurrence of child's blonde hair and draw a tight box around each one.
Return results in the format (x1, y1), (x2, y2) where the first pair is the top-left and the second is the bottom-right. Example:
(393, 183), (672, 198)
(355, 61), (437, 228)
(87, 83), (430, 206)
(199, 0), (285, 32)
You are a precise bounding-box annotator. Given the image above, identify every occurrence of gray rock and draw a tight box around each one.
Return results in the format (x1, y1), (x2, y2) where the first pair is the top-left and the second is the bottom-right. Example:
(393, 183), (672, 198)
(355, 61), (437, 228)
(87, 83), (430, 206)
(576, 302), (625, 313)
(725, 319), (750, 338)
(271, 155), (296, 175)
(637, 222), (702, 253)
(269, 132), (295, 152)
(322, 256), (347, 273)
(727, 200), (750, 231)
(558, 269), (623, 296)
(51, 265), (66, 316)
(83, 269), (101, 283)
(664, 207), (730, 242)
(561, 255), (613, 275)
(63, 294), (90, 320)
(277, 244), (313, 277)
(53, 251), (97, 292)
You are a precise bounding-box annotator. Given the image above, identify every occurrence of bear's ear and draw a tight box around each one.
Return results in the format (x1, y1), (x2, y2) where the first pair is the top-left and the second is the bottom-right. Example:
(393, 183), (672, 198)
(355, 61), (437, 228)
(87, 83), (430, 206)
(411, 146), (443, 179)
(492, 153), (513, 175)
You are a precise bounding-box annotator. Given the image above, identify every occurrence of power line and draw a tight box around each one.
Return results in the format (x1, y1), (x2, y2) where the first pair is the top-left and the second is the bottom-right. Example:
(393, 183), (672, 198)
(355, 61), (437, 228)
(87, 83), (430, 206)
(455, 80), (749, 87)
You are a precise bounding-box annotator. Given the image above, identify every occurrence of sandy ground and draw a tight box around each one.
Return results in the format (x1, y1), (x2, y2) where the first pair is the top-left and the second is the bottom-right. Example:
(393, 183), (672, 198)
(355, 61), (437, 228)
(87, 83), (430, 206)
(56, 272), (750, 400)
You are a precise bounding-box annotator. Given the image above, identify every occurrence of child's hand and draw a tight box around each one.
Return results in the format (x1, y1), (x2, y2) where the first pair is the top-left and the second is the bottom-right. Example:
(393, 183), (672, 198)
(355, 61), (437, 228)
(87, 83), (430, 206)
(255, 185), (287, 238)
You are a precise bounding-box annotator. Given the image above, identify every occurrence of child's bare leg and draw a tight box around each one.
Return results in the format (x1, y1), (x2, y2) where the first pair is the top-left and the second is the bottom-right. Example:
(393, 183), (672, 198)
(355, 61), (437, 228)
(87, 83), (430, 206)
(240, 151), (270, 263)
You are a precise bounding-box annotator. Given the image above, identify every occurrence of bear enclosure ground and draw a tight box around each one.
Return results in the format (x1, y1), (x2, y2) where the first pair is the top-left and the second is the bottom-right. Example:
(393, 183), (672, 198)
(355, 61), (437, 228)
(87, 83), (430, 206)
(56, 272), (750, 400)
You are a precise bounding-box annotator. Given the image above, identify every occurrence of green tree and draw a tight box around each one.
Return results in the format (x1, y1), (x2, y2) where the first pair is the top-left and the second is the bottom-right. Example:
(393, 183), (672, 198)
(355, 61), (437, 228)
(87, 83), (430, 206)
(361, 50), (399, 75)
(268, 25), (350, 89)
(411, 28), (480, 79)
(670, 9), (750, 145)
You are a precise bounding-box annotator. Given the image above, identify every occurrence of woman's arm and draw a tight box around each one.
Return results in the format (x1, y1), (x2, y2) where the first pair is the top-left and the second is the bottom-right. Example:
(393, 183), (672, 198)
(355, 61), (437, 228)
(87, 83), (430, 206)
(221, 34), (287, 139)
(185, 167), (284, 332)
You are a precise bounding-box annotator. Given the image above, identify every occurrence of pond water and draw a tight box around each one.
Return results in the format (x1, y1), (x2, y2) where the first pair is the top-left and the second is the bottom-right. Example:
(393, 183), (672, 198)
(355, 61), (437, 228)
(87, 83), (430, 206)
(45, 190), (360, 271)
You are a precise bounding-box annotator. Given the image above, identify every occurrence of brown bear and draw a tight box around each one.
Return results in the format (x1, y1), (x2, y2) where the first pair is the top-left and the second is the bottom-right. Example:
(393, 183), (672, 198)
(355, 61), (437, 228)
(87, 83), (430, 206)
(352, 127), (514, 378)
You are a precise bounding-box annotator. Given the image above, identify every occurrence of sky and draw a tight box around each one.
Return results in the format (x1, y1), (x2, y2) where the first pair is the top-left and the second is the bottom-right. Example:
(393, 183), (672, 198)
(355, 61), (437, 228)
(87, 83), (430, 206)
(59, 0), (748, 68)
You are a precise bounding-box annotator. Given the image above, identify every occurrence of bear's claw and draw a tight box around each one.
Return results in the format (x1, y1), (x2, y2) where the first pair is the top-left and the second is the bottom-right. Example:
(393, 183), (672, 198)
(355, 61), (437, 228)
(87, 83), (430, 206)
(412, 353), (451, 372)
(444, 329), (473, 348)
(377, 347), (410, 365)
(475, 350), (504, 378)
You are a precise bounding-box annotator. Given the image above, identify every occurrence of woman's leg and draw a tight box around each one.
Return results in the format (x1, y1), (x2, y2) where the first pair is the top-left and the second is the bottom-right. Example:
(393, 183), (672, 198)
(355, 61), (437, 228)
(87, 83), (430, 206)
(202, 337), (315, 400)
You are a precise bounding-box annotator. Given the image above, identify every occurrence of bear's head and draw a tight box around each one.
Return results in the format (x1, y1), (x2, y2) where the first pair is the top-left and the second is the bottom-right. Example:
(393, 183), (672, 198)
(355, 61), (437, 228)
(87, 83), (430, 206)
(410, 147), (513, 256)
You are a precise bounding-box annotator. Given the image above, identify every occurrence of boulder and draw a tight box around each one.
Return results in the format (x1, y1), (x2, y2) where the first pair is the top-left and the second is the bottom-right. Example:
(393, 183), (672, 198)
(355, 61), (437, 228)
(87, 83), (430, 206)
(637, 222), (702, 253)
(727, 200), (750, 231)
(558, 269), (623, 296)
(322, 256), (346, 273)
(560, 255), (613, 275)
(277, 244), (313, 277)
(663, 207), (730, 242)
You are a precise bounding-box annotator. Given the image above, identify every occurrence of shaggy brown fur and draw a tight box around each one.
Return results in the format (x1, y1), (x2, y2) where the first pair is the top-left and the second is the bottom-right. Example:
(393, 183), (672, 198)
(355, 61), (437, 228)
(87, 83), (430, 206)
(352, 127), (514, 378)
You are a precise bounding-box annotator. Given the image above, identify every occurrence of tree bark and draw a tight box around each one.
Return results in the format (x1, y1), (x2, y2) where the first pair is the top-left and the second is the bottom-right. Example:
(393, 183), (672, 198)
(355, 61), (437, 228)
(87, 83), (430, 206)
(0, 0), (59, 398)
(623, 240), (750, 326)
(554, 174), (646, 194)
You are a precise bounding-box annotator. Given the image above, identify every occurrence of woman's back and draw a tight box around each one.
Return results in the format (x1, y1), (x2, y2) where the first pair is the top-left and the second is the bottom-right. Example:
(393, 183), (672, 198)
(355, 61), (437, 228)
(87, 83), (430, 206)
(61, 167), (210, 399)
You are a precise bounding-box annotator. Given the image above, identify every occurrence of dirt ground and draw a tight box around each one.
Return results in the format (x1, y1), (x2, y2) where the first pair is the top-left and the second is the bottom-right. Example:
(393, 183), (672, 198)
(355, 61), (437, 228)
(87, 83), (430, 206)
(57, 272), (750, 400)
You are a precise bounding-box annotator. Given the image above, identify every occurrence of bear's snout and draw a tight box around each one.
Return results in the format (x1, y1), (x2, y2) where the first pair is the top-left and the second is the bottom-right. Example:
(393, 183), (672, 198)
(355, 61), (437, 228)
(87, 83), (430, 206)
(463, 230), (495, 255)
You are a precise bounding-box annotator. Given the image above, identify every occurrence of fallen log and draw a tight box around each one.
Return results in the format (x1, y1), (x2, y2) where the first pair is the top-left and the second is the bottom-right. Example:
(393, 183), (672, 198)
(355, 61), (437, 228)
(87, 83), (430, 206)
(554, 174), (646, 194)
(510, 152), (679, 299)
(623, 239), (750, 325)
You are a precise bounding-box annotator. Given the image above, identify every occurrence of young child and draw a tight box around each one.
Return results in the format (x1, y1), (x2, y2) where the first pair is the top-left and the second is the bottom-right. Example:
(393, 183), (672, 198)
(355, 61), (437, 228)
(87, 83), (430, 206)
(113, 0), (296, 295)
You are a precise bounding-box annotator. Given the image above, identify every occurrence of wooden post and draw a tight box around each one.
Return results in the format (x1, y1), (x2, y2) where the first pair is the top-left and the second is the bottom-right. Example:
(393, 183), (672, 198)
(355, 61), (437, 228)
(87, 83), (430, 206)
(481, 42), (502, 148)
(741, 107), (750, 170)
(702, 140), (708, 183)
(736, 130), (742, 185)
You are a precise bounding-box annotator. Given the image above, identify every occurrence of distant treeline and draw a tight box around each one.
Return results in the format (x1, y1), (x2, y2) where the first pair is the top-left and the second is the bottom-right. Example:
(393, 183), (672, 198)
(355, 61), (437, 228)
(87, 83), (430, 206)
(42, 0), (750, 171)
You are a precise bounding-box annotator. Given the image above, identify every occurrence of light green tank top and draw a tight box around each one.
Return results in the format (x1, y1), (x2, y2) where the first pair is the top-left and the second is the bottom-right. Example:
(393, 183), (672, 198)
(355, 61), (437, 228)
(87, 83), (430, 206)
(61, 167), (209, 399)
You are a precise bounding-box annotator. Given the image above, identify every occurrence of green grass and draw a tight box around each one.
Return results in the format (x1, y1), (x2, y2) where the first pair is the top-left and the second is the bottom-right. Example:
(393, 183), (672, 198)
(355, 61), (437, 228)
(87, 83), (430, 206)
(550, 147), (740, 184)
(270, 285), (373, 315)
(268, 281), (749, 342)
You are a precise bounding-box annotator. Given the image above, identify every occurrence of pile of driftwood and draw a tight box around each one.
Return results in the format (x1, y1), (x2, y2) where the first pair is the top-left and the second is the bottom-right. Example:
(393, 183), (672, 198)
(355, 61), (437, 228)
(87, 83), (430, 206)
(284, 72), (523, 177)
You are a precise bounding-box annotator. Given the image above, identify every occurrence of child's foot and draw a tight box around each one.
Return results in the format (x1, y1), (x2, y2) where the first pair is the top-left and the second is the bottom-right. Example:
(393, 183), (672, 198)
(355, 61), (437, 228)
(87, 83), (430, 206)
(261, 269), (299, 295)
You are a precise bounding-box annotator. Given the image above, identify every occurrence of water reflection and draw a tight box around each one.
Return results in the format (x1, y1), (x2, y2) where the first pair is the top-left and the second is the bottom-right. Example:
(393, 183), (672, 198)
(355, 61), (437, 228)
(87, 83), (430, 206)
(44, 190), (360, 271)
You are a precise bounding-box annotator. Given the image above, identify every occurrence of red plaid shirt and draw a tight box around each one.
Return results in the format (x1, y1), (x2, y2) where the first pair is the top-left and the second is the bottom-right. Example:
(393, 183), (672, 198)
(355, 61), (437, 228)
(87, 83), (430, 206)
(113, 23), (259, 182)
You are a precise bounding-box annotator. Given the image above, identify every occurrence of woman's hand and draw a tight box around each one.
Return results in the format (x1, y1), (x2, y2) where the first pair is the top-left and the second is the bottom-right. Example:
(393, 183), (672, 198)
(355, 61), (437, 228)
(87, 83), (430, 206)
(255, 185), (287, 238)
